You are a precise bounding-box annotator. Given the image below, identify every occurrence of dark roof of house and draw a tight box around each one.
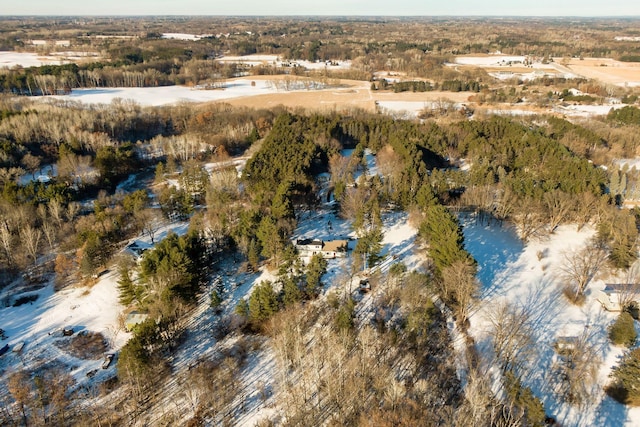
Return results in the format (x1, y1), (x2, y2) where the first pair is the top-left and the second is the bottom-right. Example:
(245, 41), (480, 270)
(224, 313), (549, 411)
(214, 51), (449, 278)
(296, 238), (323, 246)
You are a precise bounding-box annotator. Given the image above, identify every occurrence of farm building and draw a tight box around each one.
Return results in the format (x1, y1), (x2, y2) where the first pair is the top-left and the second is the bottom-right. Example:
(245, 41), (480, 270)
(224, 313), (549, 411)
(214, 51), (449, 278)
(294, 238), (349, 259)
(125, 311), (149, 332)
(596, 283), (640, 311)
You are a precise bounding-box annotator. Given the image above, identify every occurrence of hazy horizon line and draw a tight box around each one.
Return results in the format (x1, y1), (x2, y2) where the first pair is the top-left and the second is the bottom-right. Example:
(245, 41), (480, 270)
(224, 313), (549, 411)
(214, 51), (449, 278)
(1, 14), (639, 18)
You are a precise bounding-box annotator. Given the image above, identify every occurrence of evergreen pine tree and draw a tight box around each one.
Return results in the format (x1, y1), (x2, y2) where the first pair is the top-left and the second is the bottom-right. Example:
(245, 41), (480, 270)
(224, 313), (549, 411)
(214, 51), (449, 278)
(117, 264), (137, 306)
(248, 281), (279, 324)
(305, 254), (327, 298)
(235, 299), (249, 317)
(247, 238), (260, 270)
(608, 348), (640, 404)
(281, 276), (302, 307)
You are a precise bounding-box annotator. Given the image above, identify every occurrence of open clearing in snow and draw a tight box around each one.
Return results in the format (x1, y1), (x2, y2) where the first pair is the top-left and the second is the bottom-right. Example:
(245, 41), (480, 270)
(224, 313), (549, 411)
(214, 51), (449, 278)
(462, 214), (640, 427)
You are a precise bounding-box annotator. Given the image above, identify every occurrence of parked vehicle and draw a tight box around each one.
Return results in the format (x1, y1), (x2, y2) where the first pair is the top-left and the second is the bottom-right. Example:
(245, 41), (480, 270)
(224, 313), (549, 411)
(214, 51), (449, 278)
(359, 279), (372, 293)
(62, 328), (74, 336)
(102, 353), (114, 369)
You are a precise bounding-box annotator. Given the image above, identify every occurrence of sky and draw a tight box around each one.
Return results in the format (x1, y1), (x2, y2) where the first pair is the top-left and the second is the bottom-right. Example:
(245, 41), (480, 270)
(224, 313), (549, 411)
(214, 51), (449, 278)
(2, 0), (639, 17)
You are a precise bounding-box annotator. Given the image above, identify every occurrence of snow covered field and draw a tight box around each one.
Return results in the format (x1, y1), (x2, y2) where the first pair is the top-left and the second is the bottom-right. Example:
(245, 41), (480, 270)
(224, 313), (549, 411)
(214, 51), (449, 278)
(161, 33), (212, 41)
(454, 55), (530, 66)
(43, 83), (619, 120)
(376, 101), (433, 118)
(48, 80), (279, 106)
(0, 51), (99, 68)
(554, 103), (624, 117)
(47, 76), (342, 107)
(215, 54), (352, 71)
(0, 51), (70, 68)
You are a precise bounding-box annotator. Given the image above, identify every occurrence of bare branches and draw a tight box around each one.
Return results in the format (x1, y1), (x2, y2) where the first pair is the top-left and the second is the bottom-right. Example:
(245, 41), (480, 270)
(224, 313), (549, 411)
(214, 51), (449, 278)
(487, 301), (536, 376)
(441, 258), (479, 325)
(559, 239), (607, 303)
(552, 328), (602, 405)
(20, 224), (42, 266)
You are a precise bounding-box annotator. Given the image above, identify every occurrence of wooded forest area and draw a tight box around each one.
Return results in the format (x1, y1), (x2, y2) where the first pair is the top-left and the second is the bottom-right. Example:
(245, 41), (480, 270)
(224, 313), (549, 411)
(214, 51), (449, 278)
(2, 15), (640, 427)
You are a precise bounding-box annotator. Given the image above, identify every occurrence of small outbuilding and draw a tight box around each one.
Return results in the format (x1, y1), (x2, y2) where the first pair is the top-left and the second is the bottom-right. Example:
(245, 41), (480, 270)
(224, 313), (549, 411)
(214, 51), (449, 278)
(596, 284), (640, 312)
(125, 311), (149, 332)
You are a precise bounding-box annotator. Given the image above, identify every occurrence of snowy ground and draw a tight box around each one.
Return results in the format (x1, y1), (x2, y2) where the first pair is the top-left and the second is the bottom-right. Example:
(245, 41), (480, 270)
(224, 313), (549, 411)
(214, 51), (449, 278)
(17, 164), (58, 185)
(215, 54), (352, 71)
(48, 79), (278, 106)
(616, 159), (640, 171)
(461, 214), (640, 426)
(45, 76), (344, 107)
(0, 51), (96, 68)
(0, 220), (190, 394)
(0, 270), (125, 385)
(161, 33), (212, 41)
(554, 103), (624, 117)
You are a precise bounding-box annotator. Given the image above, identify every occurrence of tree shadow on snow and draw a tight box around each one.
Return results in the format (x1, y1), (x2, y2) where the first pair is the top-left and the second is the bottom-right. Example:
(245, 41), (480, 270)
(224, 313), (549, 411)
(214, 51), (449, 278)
(460, 213), (525, 294)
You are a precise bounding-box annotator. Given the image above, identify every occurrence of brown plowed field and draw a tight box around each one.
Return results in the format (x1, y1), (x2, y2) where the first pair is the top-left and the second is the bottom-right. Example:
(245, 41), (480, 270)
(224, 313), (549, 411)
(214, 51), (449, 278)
(218, 76), (473, 112)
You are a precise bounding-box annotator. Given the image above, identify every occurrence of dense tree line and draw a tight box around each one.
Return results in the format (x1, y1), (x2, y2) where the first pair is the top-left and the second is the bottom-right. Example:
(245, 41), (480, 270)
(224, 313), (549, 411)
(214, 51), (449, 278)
(440, 79), (485, 92)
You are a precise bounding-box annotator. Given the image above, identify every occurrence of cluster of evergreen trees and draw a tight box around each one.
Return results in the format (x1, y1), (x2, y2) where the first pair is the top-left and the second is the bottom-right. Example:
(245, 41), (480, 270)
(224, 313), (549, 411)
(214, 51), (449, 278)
(234, 251), (328, 330)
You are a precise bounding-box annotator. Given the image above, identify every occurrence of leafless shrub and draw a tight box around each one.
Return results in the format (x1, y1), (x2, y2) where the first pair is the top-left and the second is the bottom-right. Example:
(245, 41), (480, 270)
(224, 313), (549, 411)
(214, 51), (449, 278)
(60, 332), (108, 360)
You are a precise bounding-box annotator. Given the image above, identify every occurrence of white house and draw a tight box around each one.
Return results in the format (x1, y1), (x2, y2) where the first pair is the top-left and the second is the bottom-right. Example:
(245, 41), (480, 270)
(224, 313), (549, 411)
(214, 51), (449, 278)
(596, 283), (640, 311)
(294, 238), (349, 259)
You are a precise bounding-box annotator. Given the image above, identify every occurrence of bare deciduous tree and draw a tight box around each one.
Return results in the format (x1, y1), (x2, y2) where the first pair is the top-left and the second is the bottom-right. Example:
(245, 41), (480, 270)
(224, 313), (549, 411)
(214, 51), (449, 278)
(20, 224), (42, 266)
(487, 301), (536, 376)
(42, 222), (57, 250)
(442, 258), (479, 325)
(455, 368), (493, 426)
(48, 198), (65, 226)
(559, 238), (607, 303)
(135, 208), (161, 244)
(552, 328), (602, 406)
(340, 185), (368, 222)
(8, 371), (30, 426)
(512, 199), (545, 242)
(21, 153), (41, 179)
(0, 220), (14, 267)
(544, 189), (574, 233)
(329, 153), (353, 186)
